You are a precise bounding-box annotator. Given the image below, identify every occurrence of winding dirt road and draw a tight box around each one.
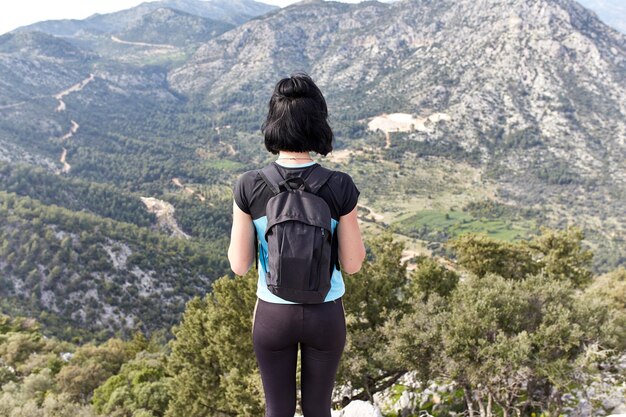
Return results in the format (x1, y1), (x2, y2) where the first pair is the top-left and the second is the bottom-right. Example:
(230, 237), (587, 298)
(59, 148), (71, 173)
(61, 120), (79, 141)
(172, 178), (206, 202)
(55, 73), (95, 112)
(110, 35), (176, 49)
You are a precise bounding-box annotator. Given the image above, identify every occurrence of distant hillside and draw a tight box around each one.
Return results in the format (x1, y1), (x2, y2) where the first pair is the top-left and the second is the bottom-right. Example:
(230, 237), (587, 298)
(118, 7), (234, 47)
(16, 0), (276, 38)
(0, 190), (229, 341)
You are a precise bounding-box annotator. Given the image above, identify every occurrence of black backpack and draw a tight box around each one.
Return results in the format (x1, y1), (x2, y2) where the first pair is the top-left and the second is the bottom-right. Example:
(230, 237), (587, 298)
(258, 163), (339, 304)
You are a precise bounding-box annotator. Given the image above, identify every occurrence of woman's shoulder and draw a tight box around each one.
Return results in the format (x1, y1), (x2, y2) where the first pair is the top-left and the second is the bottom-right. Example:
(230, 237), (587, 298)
(325, 167), (357, 188)
(233, 169), (263, 200)
(321, 166), (360, 216)
(235, 168), (262, 185)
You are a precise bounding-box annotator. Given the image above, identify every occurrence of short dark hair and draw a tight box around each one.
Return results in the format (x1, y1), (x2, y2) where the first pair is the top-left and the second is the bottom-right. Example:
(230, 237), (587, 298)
(262, 72), (333, 156)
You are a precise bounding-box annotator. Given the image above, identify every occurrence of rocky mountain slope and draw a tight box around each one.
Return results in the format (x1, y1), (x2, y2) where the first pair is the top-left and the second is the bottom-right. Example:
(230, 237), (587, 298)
(117, 7), (234, 47)
(169, 0), (625, 264)
(13, 0), (274, 65)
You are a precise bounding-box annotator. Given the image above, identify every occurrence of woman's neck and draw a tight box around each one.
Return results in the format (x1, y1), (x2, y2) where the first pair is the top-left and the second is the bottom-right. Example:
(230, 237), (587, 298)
(276, 151), (313, 163)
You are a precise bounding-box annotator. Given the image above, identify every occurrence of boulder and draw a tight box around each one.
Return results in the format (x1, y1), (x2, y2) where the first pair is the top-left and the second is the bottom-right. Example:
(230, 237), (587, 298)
(294, 400), (382, 417)
(337, 400), (384, 417)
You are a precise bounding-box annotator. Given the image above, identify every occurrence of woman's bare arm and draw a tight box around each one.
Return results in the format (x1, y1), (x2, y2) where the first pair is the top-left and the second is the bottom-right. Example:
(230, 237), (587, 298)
(228, 200), (255, 276)
(337, 205), (366, 274)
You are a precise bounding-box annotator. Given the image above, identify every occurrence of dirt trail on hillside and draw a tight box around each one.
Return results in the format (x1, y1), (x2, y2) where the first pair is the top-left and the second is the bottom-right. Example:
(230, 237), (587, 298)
(172, 178), (206, 202)
(55, 121), (79, 175)
(61, 120), (79, 140)
(53, 74), (94, 174)
(401, 249), (420, 271)
(111, 35), (176, 49)
(55, 74), (95, 112)
(0, 101), (27, 110)
(59, 148), (71, 173)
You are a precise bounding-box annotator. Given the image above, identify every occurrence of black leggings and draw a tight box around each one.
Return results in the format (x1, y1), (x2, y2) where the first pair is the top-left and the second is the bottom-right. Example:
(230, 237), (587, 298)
(252, 297), (346, 417)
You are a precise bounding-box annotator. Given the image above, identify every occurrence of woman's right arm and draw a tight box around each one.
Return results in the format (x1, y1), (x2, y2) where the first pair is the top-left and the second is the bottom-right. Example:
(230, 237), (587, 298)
(228, 200), (255, 276)
(337, 205), (366, 274)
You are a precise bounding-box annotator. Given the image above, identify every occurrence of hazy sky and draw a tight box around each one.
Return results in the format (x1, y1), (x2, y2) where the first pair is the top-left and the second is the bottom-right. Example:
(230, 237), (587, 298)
(0, 0), (370, 35)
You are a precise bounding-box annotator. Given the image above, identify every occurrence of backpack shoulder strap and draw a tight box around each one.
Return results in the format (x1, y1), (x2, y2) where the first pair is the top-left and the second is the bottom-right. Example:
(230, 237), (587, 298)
(258, 164), (284, 195)
(304, 165), (335, 194)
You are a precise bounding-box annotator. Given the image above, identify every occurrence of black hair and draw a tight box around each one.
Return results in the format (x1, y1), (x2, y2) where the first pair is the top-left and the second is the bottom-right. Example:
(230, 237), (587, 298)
(262, 72), (333, 156)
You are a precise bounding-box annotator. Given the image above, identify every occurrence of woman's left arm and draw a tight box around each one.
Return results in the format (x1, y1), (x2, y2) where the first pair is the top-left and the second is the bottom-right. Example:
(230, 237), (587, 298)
(228, 200), (255, 275)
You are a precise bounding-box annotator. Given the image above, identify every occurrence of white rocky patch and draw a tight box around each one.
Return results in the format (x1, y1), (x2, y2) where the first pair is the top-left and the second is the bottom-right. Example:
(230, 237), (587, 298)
(130, 266), (157, 298)
(140, 197), (190, 239)
(40, 290), (59, 312)
(294, 400), (383, 417)
(368, 112), (451, 148)
(368, 112), (451, 135)
(102, 241), (132, 270)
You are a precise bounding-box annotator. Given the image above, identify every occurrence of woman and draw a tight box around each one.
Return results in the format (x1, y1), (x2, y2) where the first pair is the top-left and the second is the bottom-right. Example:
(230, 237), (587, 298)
(228, 72), (366, 417)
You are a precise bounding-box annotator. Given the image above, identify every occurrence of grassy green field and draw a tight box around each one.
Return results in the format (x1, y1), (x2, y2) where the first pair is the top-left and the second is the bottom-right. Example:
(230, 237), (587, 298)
(394, 209), (536, 242)
(205, 158), (245, 171)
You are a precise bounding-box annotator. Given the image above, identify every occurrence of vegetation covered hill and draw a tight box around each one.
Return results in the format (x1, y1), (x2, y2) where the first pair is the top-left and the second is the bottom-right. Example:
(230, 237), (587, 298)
(1, 231), (624, 416)
(0, 189), (229, 342)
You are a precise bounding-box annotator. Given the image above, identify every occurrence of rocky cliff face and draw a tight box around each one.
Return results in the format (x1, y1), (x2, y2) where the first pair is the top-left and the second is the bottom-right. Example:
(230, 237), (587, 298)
(170, 0), (625, 162)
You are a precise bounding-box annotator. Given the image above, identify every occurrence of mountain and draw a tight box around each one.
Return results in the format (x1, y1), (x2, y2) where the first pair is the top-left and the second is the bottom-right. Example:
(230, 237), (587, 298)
(17, 0), (277, 38)
(146, 0), (279, 25)
(0, 31), (95, 109)
(0, 4), (240, 339)
(577, 0), (626, 34)
(13, 0), (274, 65)
(117, 7), (234, 47)
(0, 189), (226, 341)
(168, 0), (625, 265)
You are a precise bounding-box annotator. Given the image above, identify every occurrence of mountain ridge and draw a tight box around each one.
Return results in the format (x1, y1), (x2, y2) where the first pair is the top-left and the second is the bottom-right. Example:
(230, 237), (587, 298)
(14, 0), (278, 38)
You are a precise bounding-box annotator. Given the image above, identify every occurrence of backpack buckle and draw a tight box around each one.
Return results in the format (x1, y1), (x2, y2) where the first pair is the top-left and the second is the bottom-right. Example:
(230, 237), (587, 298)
(279, 177), (309, 192)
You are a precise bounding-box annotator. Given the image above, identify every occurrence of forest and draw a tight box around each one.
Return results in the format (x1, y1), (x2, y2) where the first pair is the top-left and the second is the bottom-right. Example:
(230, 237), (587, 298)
(0, 188), (230, 342)
(1, 229), (624, 417)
